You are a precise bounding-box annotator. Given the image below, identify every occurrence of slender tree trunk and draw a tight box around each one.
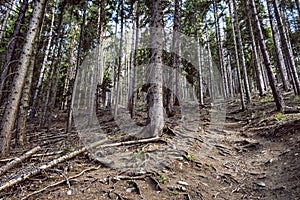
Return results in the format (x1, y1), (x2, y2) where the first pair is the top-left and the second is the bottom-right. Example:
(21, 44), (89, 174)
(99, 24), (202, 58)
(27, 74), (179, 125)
(0, 0), (47, 156)
(249, 0), (284, 112)
(0, 0), (28, 102)
(229, 0), (245, 110)
(0, 1), (14, 43)
(62, 23), (77, 110)
(245, 3), (265, 96)
(167, 0), (181, 116)
(273, 0), (300, 95)
(114, 0), (124, 117)
(67, 1), (87, 133)
(233, 0), (251, 103)
(206, 30), (214, 100)
(30, 2), (56, 117)
(267, 0), (290, 91)
(214, 1), (228, 99)
(227, 54), (234, 98)
(197, 32), (204, 105)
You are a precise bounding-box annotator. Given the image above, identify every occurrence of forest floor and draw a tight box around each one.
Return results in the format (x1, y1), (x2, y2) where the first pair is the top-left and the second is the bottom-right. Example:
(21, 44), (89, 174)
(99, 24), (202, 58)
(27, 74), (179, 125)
(0, 92), (300, 200)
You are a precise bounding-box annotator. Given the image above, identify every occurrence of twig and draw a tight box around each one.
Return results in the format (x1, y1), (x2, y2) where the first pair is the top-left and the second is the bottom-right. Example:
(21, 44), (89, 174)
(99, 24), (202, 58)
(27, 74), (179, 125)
(22, 166), (100, 200)
(100, 136), (164, 148)
(0, 146), (41, 176)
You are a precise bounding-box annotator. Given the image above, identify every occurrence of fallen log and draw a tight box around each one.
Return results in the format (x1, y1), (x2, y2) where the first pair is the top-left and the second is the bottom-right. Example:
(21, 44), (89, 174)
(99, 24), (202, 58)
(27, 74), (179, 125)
(0, 146), (41, 176)
(0, 136), (163, 192)
(0, 139), (107, 192)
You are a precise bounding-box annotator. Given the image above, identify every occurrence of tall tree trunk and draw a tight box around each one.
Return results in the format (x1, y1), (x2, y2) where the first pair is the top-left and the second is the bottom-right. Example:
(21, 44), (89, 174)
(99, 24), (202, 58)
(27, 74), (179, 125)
(229, 0), (245, 110)
(138, 0), (164, 139)
(0, 0), (47, 156)
(206, 29), (215, 100)
(30, 1), (56, 117)
(167, 0), (181, 116)
(245, 1), (264, 96)
(273, 0), (300, 95)
(249, 0), (284, 112)
(233, 0), (251, 103)
(267, 0), (290, 91)
(128, 2), (139, 118)
(113, 0), (124, 117)
(197, 32), (204, 105)
(214, 1), (228, 99)
(0, 0), (28, 102)
(62, 22), (77, 110)
(67, 1), (87, 133)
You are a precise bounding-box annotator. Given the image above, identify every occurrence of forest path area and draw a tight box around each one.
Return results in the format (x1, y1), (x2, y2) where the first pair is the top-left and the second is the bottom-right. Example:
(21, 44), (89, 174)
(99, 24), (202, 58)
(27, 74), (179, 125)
(0, 96), (299, 200)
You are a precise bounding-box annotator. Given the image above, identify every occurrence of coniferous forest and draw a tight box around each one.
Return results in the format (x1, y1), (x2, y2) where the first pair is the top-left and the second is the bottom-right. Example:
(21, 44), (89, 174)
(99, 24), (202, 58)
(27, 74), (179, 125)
(0, 0), (299, 199)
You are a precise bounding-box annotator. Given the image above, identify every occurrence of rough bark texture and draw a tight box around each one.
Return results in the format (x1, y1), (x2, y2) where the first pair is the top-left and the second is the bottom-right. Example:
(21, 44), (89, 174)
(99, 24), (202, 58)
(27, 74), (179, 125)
(0, 146), (41, 176)
(0, 0), (28, 102)
(249, 0), (284, 112)
(139, 0), (164, 139)
(0, 0), (47, 156)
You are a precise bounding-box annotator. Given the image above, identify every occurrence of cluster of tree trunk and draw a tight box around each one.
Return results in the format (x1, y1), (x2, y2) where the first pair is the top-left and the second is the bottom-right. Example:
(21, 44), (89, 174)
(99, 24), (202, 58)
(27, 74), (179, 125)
(0, 0), (299, 156)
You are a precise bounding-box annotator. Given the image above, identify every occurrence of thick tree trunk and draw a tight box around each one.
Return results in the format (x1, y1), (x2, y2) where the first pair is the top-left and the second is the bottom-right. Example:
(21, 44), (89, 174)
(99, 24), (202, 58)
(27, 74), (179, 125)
(0, 0), (28, 102)
(0, 0), (47, 156)
(138, 0), (164, 139)
(249, 0), (284, 112)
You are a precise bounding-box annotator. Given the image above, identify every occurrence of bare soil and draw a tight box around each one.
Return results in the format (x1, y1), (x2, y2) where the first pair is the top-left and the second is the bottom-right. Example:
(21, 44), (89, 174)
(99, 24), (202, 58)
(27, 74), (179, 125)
(0, 93), (299, 200)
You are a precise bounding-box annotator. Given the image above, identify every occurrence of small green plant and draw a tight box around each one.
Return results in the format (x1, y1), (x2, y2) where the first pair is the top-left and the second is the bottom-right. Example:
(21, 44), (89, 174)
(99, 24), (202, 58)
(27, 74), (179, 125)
(135, 152), (145, 159)
(156, 174), (167, 184)
(170, 190), (179, 195)
(61, 146), (73, 155)
(275, 113), (284, 121)
(186, 154), (194, 161)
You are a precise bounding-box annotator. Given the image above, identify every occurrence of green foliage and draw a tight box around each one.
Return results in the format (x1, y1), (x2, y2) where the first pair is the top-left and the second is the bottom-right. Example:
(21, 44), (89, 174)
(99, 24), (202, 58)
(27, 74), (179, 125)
(275, 113), (284, 121)
(156, 174), (167, 184)
(61, 146), (74, 155)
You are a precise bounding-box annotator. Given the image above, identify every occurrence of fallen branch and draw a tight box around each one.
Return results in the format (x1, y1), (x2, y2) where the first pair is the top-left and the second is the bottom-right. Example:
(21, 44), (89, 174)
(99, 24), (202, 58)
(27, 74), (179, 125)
(100, 136), (164, 148)
(22, 166), (101, 200)
(0, 146), (41, 176)
(0, 137), (163, 192)
(0, 139), (107, 192)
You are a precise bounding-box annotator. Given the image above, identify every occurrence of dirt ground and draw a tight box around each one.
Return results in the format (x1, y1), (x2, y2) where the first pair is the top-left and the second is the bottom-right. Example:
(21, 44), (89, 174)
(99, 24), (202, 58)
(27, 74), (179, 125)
(0, 93), (299, 200)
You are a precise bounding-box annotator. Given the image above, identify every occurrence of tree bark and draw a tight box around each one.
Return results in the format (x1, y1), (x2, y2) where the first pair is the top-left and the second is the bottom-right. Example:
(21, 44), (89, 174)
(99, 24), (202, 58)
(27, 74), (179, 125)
(267, 0), (290, 91)
(0, 0), (28, 102)
(30, 2), (56, 117)
(249, 0), (285, 112)
(233, 0), (251, 103)
(229, 0), (245, 110)
(0, 0), (47, 156)
(138, 0), (164, 139)
(273, 0), (300, 95)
